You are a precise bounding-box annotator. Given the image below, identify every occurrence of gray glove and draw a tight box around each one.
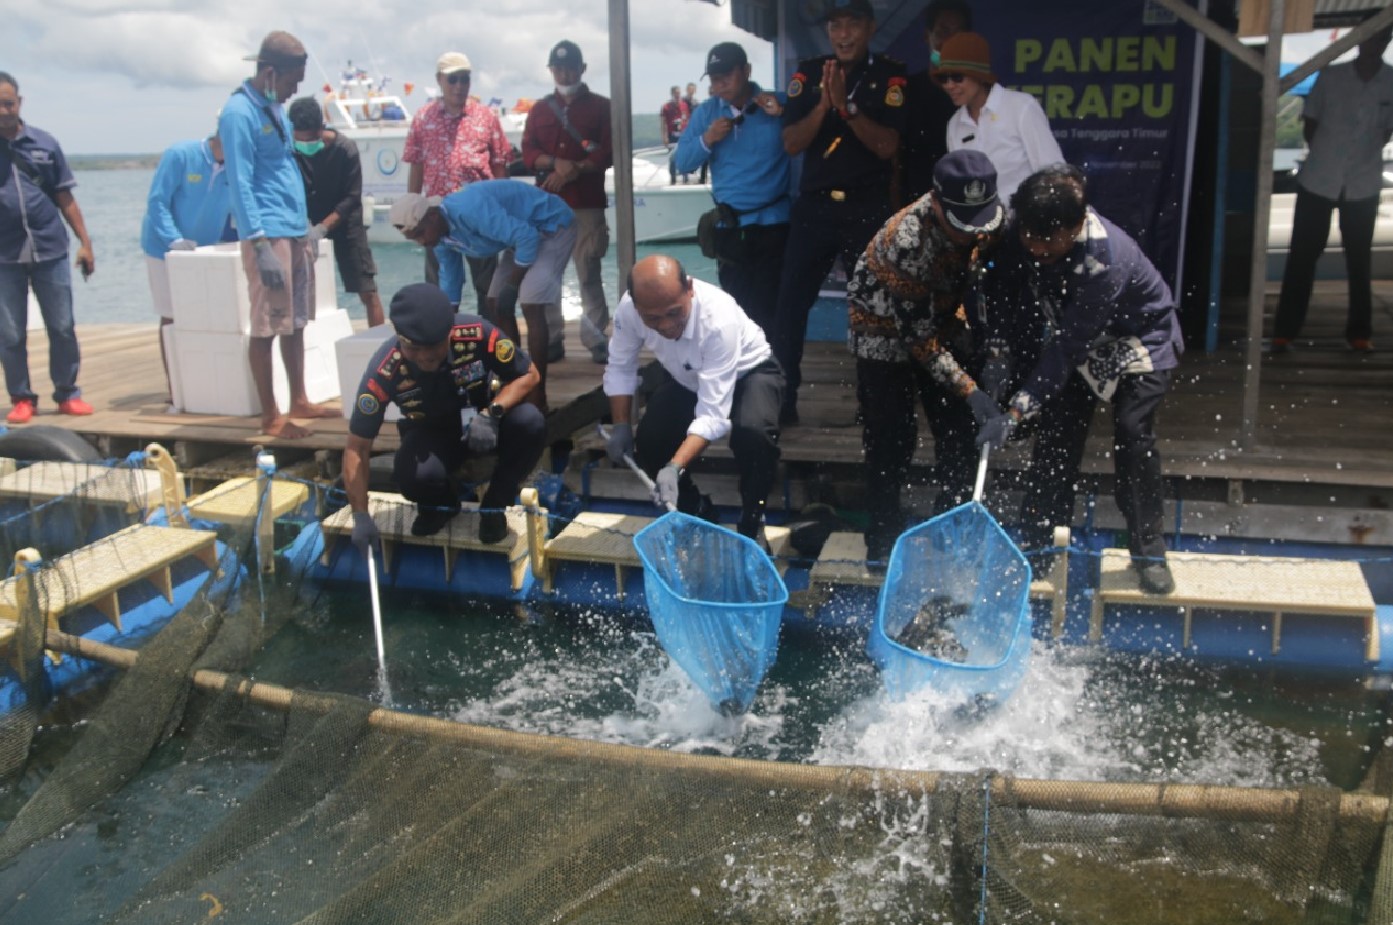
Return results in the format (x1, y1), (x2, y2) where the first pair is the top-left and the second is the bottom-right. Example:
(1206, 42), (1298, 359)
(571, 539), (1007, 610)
(307, 223), (330, 248)
(976, 412), (1015, 451)
(253, 241), (286, 290)
(978, 355), (1012, 404)
(465, 408), (500, 453)
(167, 238), (197, 252)
(965, 389), (1001, 427)
(605, 422), (634, 465)
(350, 511), (380, 556)
(653, 462), (681, 511)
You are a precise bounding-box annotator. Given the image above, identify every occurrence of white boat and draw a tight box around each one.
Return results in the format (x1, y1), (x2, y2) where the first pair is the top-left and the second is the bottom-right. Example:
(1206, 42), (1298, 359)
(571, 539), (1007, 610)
(324, 72), (710, 246)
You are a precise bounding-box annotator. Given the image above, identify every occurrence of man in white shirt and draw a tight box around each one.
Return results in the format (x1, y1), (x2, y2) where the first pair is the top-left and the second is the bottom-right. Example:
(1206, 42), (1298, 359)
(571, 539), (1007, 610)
(1272, 17), (1393, 354)
(938, 32), (1062, 203)
(602, 255), (785, 543)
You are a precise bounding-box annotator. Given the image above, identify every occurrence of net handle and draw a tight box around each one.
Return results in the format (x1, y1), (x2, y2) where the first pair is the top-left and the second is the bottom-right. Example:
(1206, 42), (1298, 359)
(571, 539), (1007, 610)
(597, 424), (675, 512)
(972, 443), (989, 503)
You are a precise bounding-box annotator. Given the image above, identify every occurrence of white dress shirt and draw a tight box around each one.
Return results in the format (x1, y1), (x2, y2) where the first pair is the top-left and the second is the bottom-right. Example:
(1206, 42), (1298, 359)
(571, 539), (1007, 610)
(1298, 61), (1393, 202)
(603, 278), (772, 443)
(947, 83), (1063, 202)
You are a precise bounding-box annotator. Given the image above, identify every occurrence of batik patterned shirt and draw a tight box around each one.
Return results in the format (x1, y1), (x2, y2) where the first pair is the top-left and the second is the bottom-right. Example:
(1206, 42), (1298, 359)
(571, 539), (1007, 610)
(402, 99), (511, 197)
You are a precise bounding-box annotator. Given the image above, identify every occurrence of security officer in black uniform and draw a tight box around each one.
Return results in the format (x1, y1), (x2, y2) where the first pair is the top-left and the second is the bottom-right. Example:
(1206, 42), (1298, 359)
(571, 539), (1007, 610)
(773, 0), (906, 425)
(344, 283), (545, 550)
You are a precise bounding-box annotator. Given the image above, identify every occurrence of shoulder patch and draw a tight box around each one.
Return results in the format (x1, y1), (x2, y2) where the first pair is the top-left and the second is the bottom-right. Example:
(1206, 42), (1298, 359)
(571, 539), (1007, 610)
(886, 84), (904, 107)
(356, 393), (381, 416)
(494, 338), (516, 364)
(788, 73), (805, 98)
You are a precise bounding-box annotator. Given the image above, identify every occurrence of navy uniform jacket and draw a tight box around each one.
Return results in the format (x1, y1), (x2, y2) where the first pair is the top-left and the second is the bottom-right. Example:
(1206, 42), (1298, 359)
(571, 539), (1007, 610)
(780, 53), (907, 194)
(348, 315), (532, 440)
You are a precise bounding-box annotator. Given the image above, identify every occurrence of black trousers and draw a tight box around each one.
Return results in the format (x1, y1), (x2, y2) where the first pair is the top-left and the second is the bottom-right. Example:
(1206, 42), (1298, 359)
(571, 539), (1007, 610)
(633, 360), (785, 515)
(857, 358), (977, 558)
(715, 222), (789, 337)
(1273, 187), (1379, 343)
(393, 404), (546, 511)
(772, 190), (891, 408)
(1020, 369), (1172, 558)
(425, 247), (498, 313)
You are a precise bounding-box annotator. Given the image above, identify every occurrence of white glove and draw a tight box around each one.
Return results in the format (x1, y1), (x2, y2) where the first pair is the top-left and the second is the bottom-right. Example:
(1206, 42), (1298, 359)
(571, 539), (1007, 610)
(168, 239), (197, 252)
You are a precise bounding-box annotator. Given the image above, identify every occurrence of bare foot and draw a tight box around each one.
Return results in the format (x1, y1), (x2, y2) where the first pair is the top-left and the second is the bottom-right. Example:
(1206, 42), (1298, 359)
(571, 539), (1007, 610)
(288, 401), (336, 419)
(261, 415), (314, 439)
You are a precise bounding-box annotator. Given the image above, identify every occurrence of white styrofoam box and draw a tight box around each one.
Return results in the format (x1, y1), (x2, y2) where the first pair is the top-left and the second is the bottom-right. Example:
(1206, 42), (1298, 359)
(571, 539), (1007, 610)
(166, 240), (338, 334)
(172, 308), (353, 416)
(335, 323), (401, 422)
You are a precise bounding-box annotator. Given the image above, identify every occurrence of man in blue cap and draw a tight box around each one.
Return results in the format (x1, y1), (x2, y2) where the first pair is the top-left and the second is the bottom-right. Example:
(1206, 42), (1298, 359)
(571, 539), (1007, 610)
(344, 283), (544, 547)
(846, 148), (1003, 563)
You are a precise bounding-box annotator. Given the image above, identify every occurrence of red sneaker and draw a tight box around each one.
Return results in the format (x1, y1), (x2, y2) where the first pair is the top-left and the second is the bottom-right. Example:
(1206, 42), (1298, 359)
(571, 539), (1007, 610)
(57, 397), (94, 416)
(6, 400), (35, 424)
(1348, 339), (1375, 354)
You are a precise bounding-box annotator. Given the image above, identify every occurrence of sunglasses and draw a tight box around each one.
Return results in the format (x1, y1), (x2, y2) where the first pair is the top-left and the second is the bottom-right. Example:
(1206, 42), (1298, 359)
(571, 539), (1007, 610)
(730, 101), (761, 126)
(442, 72), (470, 86)
(935, 73), (969, 85)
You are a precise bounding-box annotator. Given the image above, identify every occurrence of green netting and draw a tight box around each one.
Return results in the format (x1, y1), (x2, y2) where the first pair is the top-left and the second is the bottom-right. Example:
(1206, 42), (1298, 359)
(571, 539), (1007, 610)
(0, 465), (1389, 924)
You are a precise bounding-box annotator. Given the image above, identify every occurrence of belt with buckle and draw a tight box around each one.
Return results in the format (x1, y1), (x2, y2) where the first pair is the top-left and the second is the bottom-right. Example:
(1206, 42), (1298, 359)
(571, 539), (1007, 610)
(828, 189), (847, 202)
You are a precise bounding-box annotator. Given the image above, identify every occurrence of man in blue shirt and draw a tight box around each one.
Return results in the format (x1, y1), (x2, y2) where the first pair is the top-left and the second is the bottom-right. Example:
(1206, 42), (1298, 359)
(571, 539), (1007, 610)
(674, 42), (792, 336)
(0, 71), (95, 425)
(140, 132), (234, 399)
(219, 31), (331, 440)
(389, 182), (575, 412)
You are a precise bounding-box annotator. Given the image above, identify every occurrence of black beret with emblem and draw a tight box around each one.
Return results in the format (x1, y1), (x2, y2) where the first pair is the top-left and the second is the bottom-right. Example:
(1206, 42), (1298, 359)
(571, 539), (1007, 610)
(390, 283), (456, 345)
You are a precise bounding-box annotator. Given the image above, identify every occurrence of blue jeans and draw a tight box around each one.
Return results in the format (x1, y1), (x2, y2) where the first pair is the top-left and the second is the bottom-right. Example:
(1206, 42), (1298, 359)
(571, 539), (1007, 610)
(0, 257), (82, 404)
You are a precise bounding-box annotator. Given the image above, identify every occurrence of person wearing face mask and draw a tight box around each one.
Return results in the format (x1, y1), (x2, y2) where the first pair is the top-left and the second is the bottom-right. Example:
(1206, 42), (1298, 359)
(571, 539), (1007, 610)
(401, 52), (512, 315)
(938, 31), (1061, 203)
(287, 97), (385, 327)
(900, 0), (972, 204)
(140, 125), (236, 401)
(976, 165), (1183, 595)
(343, 283), (543, 547)
(521, 40), (614, 366)
(219, 30), (334, 440)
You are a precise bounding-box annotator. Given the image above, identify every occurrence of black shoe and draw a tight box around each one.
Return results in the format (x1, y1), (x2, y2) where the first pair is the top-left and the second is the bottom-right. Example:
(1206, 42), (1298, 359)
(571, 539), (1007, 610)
(1136, 559), (1175, 595)
(779, 402), (799, 427)
(737, 511), (771, 553)
(547, 343), (566, 363)
(478, 510), (509, 544)
(411, 506), (459, 537)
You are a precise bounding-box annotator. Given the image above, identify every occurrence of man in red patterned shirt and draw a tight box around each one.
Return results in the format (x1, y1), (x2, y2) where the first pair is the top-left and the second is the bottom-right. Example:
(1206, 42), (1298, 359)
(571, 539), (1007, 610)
(522, 40), (613, 365)
(660, 85), (690, 185)
(402, 51), (511, 316)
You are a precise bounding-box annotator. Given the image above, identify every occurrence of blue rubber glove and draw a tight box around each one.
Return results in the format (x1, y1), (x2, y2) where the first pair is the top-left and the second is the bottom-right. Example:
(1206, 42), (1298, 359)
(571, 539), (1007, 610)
(465, 408), (500, 453)
(252, 241), (286, 290)
(976, 412), (1015, 450)
(965, 389), (1001, 427)
(606, 422), (634, 465)
(167, 238), (197, 252)
(350, 511), (380, 555)
(653, 462), (681, 511)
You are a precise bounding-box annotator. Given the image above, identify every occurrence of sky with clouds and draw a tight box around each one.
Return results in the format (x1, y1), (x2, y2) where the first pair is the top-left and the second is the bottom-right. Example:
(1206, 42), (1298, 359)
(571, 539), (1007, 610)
(3, 0), (776, 154)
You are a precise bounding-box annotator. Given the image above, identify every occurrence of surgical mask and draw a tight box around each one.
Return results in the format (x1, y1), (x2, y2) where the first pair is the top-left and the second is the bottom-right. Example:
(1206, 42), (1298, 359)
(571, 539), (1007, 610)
(555, 81), (581, 97)
(264, 68), (278, 103)
(294, 140), (325, 156)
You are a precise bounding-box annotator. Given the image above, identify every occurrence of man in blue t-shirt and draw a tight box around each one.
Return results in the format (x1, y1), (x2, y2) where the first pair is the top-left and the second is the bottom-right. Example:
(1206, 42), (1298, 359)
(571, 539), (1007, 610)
(140, 132), (235, 399)
(0, 71), (95, 425)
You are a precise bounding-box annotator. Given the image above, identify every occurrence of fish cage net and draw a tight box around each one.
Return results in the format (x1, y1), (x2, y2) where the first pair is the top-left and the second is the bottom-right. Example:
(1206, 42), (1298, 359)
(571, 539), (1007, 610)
(0, 462), (1389, 924)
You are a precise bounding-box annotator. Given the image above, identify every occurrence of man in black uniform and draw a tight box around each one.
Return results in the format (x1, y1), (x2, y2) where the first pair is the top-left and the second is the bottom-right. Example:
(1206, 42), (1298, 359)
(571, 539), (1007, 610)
(900, 0), (972, 204)
(287, 97), (385, 327)
(773, 0), (906, 425)
(344, 284), (545, 551)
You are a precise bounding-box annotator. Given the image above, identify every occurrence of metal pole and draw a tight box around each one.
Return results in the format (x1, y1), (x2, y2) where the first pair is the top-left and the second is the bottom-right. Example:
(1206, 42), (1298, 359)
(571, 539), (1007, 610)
(608, 0), (637, 286)
(1238, 0), (1284, 451)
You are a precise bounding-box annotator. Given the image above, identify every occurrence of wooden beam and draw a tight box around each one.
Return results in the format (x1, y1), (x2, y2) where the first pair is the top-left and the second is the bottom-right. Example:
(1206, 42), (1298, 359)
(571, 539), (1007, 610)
(1152, 0), (1265, 74)
(1281, 6), (1393, 92)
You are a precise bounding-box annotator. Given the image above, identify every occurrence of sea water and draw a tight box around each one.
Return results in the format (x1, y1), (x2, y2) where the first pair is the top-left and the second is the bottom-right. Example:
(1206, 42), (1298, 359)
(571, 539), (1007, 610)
(63, 167), (715, 326)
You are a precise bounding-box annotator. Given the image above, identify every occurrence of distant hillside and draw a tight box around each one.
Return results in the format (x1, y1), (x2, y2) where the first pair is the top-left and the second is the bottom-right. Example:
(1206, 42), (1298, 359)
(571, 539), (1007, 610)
(70, 154), (159, 171)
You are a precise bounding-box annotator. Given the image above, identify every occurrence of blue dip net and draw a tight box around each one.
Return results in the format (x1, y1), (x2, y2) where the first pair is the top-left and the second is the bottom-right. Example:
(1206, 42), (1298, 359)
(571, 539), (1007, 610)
(867, 501), (1033, 702)
(633, 512), (787, 714)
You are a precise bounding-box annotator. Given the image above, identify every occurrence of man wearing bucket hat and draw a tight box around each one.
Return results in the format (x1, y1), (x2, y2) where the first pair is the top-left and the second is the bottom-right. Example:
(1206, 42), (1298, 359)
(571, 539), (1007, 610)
(976, 164), (1183, 594)
(936, 31), (1061, 202)
(219, 30), (333, 440)
(522, 39), (614, 366)
(389, 182), (575, 412)
(343, 283), (544, 547)
(772, 0), (907, 426)
(846, 148), (1004, 563)
(673, 41), (792, 335)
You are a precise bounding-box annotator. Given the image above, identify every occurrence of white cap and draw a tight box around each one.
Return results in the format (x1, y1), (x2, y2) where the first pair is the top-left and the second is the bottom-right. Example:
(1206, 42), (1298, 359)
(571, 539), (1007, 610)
(436, 52), (472, 75)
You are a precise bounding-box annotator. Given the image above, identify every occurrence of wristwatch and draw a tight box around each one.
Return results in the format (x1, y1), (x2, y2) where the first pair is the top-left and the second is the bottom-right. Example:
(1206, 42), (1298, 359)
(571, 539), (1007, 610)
(487, 402), (506, 419)
(843, 101), (860, 121)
